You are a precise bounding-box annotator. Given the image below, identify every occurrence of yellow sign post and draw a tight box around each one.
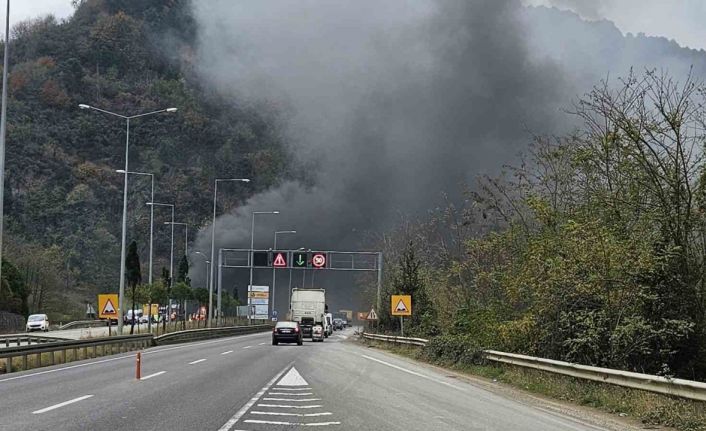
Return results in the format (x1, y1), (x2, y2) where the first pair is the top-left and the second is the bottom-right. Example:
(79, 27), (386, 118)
(391, 295), (412, 316)
(98, 294), (119, 319)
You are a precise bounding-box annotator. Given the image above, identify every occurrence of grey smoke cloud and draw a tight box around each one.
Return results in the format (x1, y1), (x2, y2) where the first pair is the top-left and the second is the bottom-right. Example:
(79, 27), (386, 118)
(187, 0), (706, 309)
(187, 0), (569, 307)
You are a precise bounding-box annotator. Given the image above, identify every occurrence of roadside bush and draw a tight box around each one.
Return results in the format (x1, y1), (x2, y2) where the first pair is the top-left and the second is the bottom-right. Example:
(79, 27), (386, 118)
(420, 334), (484, 366)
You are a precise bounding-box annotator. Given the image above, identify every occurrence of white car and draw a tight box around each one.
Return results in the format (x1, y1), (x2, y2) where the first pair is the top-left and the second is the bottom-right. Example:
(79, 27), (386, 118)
(26, 314), (49, 332)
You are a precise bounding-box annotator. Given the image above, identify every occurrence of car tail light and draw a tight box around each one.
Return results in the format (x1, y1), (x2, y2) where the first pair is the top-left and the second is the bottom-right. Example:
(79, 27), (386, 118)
(294, 327), (299, 333)
(273, 328), (277, 333)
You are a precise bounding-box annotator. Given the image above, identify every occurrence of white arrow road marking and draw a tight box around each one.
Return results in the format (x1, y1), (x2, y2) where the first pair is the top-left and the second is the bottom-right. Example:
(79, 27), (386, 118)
(217, 363), (293, 431)
(140, 371), (166, 380)
(276, 367), (308, 386)
(32, 395), (94, 414)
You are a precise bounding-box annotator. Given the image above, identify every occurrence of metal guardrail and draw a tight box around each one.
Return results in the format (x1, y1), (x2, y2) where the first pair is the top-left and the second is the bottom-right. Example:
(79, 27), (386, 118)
(361, 332), (429, 346)
(153, 324), (272, 345)
(0, 334), (152, 374)
(0, 334), (70, 348)
(58, 320), (109, 330)
(0, 324), (274, 374)
(361, 333), (706, 402)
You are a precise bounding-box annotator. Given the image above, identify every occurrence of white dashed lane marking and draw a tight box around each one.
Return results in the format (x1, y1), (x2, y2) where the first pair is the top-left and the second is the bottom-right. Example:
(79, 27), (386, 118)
(32, 395), (94, 414)
(188, 359), (207, 365)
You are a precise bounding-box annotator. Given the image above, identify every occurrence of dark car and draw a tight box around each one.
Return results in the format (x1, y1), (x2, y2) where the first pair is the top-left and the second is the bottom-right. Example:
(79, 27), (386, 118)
(333, 318), (344, 330)
(272, 321), (303, 345)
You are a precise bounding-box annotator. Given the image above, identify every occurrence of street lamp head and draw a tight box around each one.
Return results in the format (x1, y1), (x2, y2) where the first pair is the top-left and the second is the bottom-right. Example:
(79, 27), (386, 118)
(166, 107), (178, 113)
(242, 179), (251, 183)
(272, 211), (280, 214)
(115, 169), (126, 174)
(78, 104), (90, 110)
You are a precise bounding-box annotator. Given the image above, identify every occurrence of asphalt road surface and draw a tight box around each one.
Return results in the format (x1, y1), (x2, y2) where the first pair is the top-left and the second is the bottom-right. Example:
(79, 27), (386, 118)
(0, 327), (640, 431)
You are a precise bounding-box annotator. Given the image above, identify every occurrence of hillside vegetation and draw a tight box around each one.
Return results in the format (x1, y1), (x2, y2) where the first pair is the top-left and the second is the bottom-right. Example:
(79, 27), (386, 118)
(0, 0), (290, 321)
(375, 70), (706, 381)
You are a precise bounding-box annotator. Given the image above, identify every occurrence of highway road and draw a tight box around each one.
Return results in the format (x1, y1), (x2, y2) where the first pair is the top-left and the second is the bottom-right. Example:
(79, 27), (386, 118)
(0, 328), (641, 431)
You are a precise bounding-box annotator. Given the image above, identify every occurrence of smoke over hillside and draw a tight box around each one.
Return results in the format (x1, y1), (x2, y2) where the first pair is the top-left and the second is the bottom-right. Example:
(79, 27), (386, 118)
(187, 1), (706, 308)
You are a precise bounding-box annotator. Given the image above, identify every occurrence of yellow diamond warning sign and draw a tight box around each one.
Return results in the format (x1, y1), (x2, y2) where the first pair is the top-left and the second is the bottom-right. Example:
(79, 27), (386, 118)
(391, 295), (412, 316)
(98, 294), (119, 319)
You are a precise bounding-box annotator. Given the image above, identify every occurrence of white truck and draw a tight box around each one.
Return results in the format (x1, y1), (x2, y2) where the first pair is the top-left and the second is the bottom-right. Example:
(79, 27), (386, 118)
(290, 288), (326, 339)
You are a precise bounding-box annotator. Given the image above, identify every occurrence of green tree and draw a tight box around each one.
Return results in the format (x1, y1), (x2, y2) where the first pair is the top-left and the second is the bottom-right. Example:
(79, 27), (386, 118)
(171, 281), (192, 330)
(177, 255), (190, 286)
(125, 240), (141, 334)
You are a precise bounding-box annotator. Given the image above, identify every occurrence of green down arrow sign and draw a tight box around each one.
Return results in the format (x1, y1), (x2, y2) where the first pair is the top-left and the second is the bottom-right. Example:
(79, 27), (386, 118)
(294, 252), (307, 267)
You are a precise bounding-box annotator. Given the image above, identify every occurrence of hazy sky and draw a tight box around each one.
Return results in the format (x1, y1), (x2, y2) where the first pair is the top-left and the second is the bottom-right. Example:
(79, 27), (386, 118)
(524, 0), (706, 50)
(0, 0), (73, 29)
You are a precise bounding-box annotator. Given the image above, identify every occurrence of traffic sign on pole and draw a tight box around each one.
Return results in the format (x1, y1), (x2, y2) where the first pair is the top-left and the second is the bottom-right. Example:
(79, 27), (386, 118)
(98, 294), (119, 319)
(273, 252), (287, 267)
(293, 252), (308, 268)
(312, 252), (327, 268)
(391, 295), (412, 316)
(366, 308), (378, 320)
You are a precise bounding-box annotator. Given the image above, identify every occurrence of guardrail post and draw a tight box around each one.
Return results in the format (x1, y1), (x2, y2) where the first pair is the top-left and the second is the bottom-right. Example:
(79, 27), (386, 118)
(22, 354), (27, 370)
(5, 357), (11, 373)
(37, 352), (41, 368)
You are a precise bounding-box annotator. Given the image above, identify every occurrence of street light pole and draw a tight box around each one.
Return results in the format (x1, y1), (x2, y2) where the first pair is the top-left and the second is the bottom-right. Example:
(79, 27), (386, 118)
(208, 178), (250, 328)
(0, 0), (11, 288)
(273, 230), (296, 319)
(146, 202), (175, 287)
(116, 170), (154, 285)
(164, 222), (188, 257)
(79, 104), (176, 334)
(249, 211), (279, 321)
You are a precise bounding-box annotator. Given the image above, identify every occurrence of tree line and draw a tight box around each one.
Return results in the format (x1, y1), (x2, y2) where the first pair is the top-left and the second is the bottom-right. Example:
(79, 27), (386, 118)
(374, 70), (706, 381)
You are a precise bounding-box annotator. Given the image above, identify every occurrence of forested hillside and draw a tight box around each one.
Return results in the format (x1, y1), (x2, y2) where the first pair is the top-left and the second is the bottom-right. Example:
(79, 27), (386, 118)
(0, 0), (290, 320)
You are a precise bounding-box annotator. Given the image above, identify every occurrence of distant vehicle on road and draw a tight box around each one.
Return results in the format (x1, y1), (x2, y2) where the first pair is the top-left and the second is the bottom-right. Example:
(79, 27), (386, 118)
(138, 314), (150, 324)
(290, 288), (326, 339)
(333, 318), (344, 330)
(312, 324), (325, 342)
(324, 313), (333, 337)
(26, 314), (49, 332)
(272, 321), (303, 345)
(124, 309), (143, 325)
(341, 318), (349, 328)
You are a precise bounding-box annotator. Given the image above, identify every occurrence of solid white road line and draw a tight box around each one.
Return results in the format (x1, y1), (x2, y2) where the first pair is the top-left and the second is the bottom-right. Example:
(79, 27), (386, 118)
(0, 332), (269, 384)
(244, 419), (341, 426)
(361, 354), (465, 391)
(140, 371), (166, 380)
(32, 395), (94, 414)
(218, 363), (293, 431)
(268, 392), (314, 396)
(262, 398), (321, 402)
(188, 359), (207, 365)
(256, 404), (323, 409)
(251, 411), (332, 417)
(221, 350), (234, 355)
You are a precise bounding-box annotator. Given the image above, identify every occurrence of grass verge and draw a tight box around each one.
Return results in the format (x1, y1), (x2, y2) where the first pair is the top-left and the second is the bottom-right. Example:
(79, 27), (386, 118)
(362, 339), (706, 431)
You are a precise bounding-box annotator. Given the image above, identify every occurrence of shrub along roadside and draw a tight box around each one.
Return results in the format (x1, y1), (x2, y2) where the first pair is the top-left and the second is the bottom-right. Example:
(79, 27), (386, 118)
(362, 337), (706, 431)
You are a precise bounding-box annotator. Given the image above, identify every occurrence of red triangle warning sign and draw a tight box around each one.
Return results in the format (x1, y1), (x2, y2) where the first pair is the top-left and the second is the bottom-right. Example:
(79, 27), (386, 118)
(102, 299), (117, 315)
(273, 252), (287, 267)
